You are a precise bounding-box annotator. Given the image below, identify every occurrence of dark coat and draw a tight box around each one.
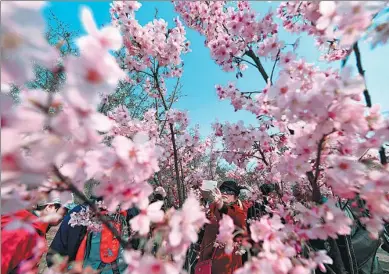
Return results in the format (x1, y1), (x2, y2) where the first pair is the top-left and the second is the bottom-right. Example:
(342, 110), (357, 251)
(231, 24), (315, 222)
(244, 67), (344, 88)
(47, 205), (87, 267)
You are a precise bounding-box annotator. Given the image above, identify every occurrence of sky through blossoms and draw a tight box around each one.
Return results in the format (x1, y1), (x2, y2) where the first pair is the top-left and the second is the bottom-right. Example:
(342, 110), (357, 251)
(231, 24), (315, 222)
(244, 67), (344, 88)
(44, 1), (389, 137)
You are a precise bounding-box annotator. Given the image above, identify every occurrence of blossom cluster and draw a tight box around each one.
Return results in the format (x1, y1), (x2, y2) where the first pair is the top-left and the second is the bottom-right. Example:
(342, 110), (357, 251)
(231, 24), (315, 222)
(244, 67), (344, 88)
(68, 206), (102, 233)
(110, 1), (189, 73)
(174, 1), (279, 71)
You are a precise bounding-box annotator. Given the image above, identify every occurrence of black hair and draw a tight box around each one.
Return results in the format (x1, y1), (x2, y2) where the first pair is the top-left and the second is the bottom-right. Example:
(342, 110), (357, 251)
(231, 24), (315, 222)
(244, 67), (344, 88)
(260, 183), (275, 196)
(154, 194), (164, 201)
(90, 195), (104, 203)
(35, 203), (61, 211)
(219, 180), (242, 196)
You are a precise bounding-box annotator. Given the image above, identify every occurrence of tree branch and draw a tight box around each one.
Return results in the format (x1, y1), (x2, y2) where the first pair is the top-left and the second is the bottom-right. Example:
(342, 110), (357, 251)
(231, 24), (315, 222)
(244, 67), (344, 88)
(241, 90), (262, 96)
(153, 69), (183, 207)
(159, 78), (181, 137)
(245, 49), (269, 84)
(379, 146), (388, 165)
(307, 134), (328, 203)
(258, 147), (269, 166)
(353, 42), (372, 107)
(233, 56), (260, 70)
(270, 50), (281, 84)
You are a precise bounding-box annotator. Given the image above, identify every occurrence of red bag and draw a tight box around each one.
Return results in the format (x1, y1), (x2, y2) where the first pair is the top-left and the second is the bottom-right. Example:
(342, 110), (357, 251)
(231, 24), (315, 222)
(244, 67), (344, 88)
(194, 248), (217, 274)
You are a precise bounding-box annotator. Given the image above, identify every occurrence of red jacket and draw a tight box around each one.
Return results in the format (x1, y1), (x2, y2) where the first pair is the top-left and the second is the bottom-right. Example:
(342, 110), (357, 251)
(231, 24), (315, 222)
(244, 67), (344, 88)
(199, 201), (249, 274)
(1, 210), (49, 274)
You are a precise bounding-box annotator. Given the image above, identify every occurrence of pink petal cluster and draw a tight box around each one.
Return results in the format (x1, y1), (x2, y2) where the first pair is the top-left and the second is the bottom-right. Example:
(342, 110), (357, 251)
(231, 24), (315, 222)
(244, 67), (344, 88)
(124, 250), (180, 274)
(1, 2), (58, 85)
(174, 1), (279, 70)
(216, 214), (235, 254)
(68, 206), (102, 233)
(111, 1), (189, 72)
(130, 200), (164, 236)
(167, 194), (209, 261)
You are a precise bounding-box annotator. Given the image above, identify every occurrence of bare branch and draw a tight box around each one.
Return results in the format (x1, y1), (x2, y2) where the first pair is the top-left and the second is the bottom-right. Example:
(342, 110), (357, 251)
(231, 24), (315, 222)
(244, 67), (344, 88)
(152, 68), (183, 207)
(270, 50), (281, 84)
(353, 42), (372, 107)
(245, 49), (269, 84)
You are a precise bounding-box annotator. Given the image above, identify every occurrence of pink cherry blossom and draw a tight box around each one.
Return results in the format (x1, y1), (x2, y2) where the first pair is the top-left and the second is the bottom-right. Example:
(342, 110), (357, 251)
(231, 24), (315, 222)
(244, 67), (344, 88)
(1, 1), (58, 85)
(77, 7), (122, 51)
(250, 214), (284, 243)
(326, 155), (366, 198)
(130, 200), (164, 235)
(124, 251), (180, 274)
(217, 214), (235, 254)
(167, 194), (209, 260)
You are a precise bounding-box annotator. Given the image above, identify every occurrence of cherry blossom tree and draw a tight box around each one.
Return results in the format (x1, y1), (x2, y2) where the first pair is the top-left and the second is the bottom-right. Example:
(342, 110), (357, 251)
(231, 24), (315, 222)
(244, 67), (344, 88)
(174, 1), (389, 273)
(1, 1), (389, 274)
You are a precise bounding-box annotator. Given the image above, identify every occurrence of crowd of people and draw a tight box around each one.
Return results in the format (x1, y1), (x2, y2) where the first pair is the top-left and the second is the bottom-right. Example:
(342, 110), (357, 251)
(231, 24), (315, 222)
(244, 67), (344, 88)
(1, 180), (389, 274)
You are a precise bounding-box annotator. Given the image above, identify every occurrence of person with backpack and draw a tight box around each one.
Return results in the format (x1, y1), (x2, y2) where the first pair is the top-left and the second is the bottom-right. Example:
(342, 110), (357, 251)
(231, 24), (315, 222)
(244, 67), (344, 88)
(1, 198), (67, 274)
(47, 196), (140, 273)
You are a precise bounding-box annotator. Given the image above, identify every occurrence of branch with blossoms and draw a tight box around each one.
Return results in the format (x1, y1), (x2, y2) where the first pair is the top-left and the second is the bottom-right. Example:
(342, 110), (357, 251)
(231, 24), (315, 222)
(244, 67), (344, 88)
(110, 2), (196, 207)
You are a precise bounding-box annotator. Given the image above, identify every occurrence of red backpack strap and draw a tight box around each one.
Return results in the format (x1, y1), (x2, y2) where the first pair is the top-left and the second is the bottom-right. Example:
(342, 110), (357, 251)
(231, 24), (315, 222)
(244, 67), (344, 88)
(75, 234), (88, 264)
(120, 210), (127, 218)
(100, 212), (126, 264)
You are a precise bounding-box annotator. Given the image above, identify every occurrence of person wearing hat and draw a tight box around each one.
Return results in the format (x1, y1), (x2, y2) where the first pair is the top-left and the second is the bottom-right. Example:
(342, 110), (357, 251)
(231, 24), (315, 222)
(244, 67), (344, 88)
(196, 180), (249, 274)
(1, 199), (67, 274)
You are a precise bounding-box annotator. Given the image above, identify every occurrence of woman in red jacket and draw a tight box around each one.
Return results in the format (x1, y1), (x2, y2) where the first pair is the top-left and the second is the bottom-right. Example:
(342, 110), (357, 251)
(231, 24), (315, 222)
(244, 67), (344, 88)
(197, 181), (249, 274)
(1, 199), (67, 274)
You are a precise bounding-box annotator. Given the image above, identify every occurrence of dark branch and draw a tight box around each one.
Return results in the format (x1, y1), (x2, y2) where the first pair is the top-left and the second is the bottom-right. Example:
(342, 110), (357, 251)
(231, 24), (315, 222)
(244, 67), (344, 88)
(379, 146), (388, 165)
(270, 50), (281, 84)
(353, 42), (372, 107)
(245, 49), (269, 84)
(233, 56), (260, 70)
(153, 68), (183, 207)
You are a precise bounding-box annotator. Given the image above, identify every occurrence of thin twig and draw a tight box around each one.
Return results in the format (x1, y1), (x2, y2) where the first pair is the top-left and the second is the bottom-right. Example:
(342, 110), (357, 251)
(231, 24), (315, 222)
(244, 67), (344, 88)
(270, 50), (281, 84)
(233, 56), (260, 70)
(241, 90), (262, 96)
(159, 78), (181, 137)
(258, 147), (269, 166)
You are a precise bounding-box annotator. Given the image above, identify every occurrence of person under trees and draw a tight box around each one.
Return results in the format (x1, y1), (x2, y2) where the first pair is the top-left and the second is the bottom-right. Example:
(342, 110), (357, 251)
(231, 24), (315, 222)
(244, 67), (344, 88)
(196, 181), (250, 274)
(1, 199), (67, 274)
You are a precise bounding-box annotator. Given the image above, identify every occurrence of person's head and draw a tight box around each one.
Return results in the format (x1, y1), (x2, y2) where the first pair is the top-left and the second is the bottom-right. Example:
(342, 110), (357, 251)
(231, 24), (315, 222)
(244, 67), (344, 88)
(260, 183), (275, 196)
(35, 199), (67, 226)
(151, 186), (167, 203)
(219, 180), (242, 203)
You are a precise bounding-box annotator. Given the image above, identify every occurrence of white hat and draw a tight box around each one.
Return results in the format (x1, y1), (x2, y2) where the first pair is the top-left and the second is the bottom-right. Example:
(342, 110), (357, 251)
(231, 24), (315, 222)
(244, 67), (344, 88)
(154, 186), (167, 198)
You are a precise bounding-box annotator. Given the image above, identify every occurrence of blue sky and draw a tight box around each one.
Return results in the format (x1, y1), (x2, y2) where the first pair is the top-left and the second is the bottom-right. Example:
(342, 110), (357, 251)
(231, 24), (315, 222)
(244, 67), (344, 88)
(43, 2), (389, 137)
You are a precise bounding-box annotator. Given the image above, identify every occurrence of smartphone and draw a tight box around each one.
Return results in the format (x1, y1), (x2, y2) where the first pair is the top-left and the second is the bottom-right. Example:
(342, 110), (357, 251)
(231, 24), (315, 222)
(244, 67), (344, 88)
(201, 180), (218, 191)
